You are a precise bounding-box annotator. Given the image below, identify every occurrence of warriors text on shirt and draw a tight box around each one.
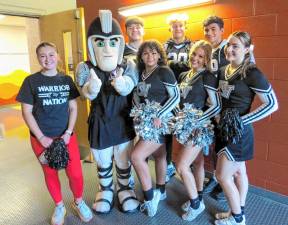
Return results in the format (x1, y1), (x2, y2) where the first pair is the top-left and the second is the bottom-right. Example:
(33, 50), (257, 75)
(38, 85), (70, 106)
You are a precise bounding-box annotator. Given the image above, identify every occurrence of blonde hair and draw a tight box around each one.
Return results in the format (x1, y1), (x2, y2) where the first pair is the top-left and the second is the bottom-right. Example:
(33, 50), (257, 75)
(189, 40), (212, 71)
(167, 13), (188, 25)
(36, 42), (65, 74)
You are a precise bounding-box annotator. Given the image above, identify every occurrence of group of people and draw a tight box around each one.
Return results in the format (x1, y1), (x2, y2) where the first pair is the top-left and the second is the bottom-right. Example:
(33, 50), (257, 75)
(16, 9), (278, 225)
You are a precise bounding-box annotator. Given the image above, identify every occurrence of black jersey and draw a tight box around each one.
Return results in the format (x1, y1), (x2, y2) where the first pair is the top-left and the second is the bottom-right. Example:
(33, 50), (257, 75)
(211, 40), (229, 77)
(123, 43), (138, 62)
(179, 69), (218, 110)
(164, 38), (192, 81)
(87, 66), (136, 150)
(135, 65), (178, 118)
(16, 72), (80, 137)
(218, 66), (270, 116)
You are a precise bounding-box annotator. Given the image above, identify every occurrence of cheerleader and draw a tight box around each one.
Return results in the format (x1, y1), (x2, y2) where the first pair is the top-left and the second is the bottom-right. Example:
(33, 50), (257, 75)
(175, 40), (221, 221)
(131, 40), (180, 217)
(215, 31), (278, 225)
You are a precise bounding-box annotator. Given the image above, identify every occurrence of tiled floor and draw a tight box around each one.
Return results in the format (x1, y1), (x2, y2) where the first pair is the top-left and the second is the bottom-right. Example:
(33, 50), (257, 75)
(0, 105), (288, 225)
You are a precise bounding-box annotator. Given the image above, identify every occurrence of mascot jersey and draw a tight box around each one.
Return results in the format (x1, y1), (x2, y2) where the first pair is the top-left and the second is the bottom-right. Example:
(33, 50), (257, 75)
(87, 64), (136, 150)
(16, 72), (80, 137)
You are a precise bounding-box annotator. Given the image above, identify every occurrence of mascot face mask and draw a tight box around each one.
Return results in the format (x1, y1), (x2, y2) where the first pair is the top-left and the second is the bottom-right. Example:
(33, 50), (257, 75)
(87, 10), (125, 72)
(91, 37), (120, 71)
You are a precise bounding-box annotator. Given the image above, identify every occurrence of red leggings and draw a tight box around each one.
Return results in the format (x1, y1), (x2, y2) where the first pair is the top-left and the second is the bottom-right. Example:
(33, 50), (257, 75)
(31, 134), (83, 204)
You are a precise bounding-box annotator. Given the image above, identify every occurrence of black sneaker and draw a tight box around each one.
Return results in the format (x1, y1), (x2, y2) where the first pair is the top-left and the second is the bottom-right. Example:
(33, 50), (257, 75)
(203, 178), (218, 194)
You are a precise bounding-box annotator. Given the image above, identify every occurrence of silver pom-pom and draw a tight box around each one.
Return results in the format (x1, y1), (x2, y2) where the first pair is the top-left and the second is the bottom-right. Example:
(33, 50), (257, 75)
(173, 103), (214, 152)
(130, 100), (173, 143)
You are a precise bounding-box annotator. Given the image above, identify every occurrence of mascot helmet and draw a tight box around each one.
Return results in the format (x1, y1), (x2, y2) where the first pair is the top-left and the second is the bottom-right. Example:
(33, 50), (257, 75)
(87, 10), (125, 68)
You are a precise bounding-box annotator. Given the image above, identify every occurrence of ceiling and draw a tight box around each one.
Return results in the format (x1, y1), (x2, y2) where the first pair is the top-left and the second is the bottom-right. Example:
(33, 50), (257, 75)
(0, 0), (76, 17)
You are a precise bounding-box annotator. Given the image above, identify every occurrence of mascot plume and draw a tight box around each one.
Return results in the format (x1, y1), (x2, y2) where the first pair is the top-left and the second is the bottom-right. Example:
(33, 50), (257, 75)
(76, 10), (139, 214)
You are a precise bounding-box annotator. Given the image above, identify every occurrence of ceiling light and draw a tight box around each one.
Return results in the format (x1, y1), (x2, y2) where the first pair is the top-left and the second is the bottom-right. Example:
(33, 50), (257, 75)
(118, 0), (215, 17)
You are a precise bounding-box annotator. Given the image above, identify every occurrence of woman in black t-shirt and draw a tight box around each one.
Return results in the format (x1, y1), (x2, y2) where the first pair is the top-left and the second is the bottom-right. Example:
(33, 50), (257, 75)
(16, 42), (93, 225)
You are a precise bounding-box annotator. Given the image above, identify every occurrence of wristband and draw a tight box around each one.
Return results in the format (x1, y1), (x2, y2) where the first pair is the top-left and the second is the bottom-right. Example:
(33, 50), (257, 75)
(65, 130), (73, 136)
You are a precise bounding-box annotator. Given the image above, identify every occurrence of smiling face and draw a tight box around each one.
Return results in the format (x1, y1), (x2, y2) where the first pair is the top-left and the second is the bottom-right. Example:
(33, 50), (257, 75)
(141, 47), (160, 70)
(190, 47), (206, 71)
(225, 35), (249, 65)
(126, 23), (144, 42)
(204, 23), (224, 48)
(170, 21), (186, 41)
(37, 46), (58, 73)
(91, 37), (120, 72)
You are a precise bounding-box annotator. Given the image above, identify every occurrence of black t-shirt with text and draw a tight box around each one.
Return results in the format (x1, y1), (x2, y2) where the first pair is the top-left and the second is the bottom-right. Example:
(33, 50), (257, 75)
(16, 72), (80, 137)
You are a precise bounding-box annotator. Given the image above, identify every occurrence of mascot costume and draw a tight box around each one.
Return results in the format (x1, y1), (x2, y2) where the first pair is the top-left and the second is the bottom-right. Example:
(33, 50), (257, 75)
(76, 10), (139, 214)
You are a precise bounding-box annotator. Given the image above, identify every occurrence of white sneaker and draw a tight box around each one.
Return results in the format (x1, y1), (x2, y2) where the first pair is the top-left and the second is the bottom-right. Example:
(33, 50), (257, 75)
(215, 215), (246, 225)
(215, 211), (231, 219)
(182, 201), (205, 221)
(72, 200), (93, 222)
(181, 200), (190, 212)
(182, 200), (204, 212)
(51, 204), (66, 225)
(140, 189), (161, 217)
(160, 191), (167, 201)
(215, 211), (246, 223)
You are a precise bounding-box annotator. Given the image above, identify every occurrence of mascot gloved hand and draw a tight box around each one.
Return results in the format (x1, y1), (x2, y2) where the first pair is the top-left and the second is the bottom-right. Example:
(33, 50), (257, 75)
(111, 59), (138, 96)
(75, 10), (139, 214)
(82, 69), (102, 100)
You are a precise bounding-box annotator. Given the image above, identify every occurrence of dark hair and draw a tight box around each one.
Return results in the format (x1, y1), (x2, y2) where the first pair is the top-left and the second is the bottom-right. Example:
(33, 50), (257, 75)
(36, 42), (58, 55)
(137, 40), (167, 72)
(227, 31), (255, 78)
(203, 15), (224, 29)
(189, 40), (212, 71)
(125, 16), (144, 28)
(36, 42), (64, 74)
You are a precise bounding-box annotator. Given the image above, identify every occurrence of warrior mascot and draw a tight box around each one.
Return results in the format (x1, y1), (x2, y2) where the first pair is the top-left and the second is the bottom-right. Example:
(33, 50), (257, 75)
(76, 10), (139, 214)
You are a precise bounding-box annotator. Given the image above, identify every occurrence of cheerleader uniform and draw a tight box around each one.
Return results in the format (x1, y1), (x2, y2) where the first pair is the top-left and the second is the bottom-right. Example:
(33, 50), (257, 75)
(179, 69), (220, 119)
(217, 66), (278, 161)
(178, 69), (221, 152)
(134, 65), (180, 143)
